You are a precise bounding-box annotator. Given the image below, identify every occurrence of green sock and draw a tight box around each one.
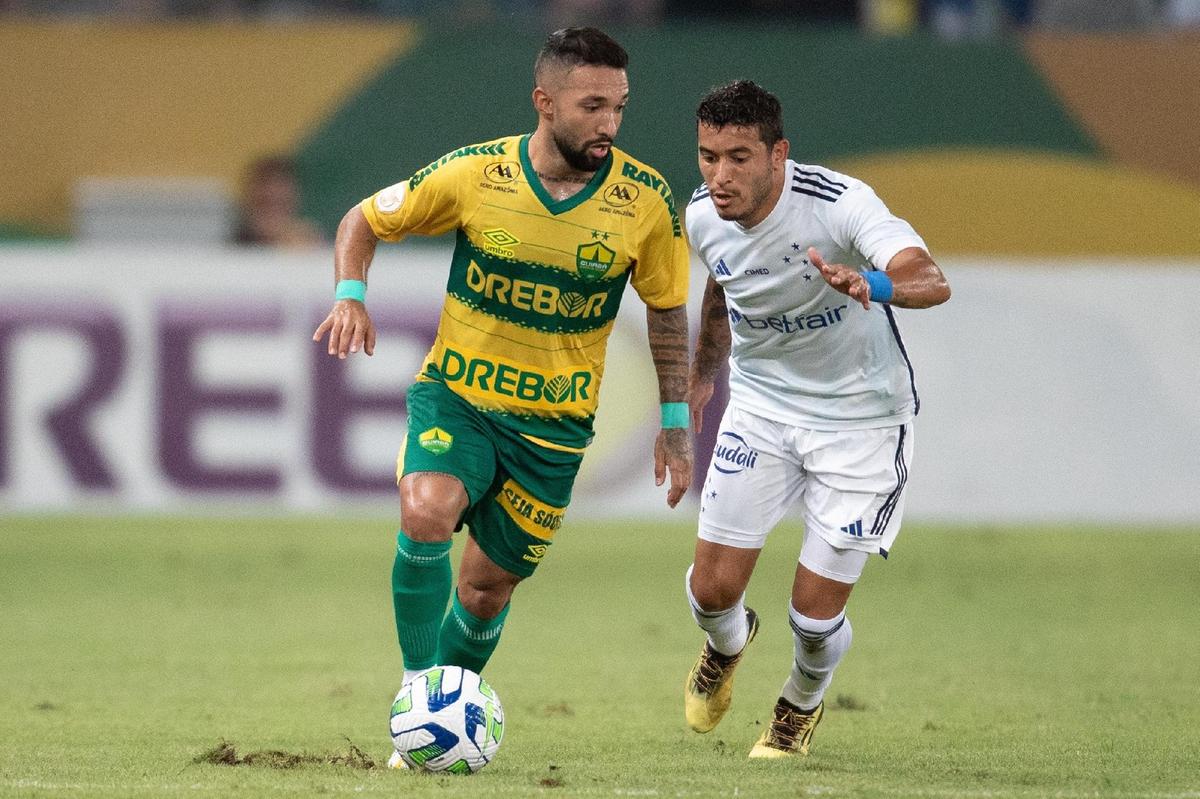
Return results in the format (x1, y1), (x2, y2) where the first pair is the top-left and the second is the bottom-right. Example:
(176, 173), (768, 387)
(391, 531), (453, 671)
(436, 590), (510, 674)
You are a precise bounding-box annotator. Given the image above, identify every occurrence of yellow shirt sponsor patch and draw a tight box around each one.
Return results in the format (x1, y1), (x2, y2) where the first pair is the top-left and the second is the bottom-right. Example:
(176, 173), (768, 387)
(431, 340), (593, 414)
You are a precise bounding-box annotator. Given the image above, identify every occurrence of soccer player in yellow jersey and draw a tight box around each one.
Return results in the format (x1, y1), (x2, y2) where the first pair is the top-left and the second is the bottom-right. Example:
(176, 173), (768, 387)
(313, 28), (693, 689)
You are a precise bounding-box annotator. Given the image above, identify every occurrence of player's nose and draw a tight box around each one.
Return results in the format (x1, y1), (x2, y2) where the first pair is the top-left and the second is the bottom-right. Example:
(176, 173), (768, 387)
(713, 160), (735, 186)
(597, 110), (619, 138)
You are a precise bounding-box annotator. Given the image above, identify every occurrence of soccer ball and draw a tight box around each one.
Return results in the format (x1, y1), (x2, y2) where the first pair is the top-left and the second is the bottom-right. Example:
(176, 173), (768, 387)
(388, 666), (504, 774)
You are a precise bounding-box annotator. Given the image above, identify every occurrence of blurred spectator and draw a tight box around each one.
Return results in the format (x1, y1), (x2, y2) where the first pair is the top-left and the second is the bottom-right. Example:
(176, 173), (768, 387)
(861, 0), (918, 34)
(233, 155), (324, 249)
(1032, 0), (1158, 30)
(921, 0), (1033, 39)
(1165, 0), (1200, 26)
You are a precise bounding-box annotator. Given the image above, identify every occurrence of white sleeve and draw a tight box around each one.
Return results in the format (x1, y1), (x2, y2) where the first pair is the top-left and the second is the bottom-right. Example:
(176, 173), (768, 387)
(684, 209), (713, 273)
(830, 183), (927, 271)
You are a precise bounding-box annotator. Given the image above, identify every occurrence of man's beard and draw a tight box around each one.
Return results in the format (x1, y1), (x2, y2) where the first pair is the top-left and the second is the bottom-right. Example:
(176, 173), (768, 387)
(724, 177), (776, 226)
(553, 131), (611, 172)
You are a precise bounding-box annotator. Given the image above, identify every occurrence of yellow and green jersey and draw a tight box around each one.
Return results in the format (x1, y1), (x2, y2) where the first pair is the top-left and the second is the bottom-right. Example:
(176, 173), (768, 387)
(361, 134), (689, 452)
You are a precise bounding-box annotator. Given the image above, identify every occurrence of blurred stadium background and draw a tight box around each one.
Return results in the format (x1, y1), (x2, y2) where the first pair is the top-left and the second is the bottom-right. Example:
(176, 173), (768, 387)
(2, 2), (1199, 796)
(1, 0), (1197, 522)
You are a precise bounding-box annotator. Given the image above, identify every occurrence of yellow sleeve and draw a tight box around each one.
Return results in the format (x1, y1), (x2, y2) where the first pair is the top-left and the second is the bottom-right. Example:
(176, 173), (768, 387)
(359, 151), (474, 243)
(629, 190), (690, 309)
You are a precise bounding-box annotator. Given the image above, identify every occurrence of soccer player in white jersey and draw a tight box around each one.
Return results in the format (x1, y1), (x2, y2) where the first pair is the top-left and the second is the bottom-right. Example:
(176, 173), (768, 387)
(681, 80), (951, 759)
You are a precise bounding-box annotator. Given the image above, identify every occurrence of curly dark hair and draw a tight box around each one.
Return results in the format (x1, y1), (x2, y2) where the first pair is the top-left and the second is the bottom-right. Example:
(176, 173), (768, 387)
(696, 80), (784, 146)
(535, 27), (628, 82)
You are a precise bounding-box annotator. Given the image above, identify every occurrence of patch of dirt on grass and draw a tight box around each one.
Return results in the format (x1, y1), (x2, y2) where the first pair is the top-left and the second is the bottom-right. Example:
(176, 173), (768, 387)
(194, 740), (376, 770)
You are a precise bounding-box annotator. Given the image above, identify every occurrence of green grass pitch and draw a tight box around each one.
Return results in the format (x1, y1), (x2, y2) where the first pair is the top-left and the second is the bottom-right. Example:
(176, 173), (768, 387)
(1, 515), (1197, 797)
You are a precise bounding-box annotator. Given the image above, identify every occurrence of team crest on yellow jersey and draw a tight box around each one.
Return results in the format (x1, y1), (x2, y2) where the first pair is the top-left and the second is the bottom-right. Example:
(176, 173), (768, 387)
(418, 426), (454, 455)
(576, 241), (616, 281)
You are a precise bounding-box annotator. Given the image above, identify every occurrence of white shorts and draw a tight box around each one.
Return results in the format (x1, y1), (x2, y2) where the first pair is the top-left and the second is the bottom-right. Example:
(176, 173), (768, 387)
(698, 404), (914, 562)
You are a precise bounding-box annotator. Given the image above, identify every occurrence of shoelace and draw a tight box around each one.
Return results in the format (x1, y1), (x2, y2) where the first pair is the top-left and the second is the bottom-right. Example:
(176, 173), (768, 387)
(691, 645), (738, 695)
(766, 705), (818, 750)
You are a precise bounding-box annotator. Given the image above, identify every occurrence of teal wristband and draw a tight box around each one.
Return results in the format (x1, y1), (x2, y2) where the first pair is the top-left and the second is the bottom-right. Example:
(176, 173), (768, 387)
(864, 270), (893, 303)
(661, 402), (689, 429)
(335, 279), (366, 303)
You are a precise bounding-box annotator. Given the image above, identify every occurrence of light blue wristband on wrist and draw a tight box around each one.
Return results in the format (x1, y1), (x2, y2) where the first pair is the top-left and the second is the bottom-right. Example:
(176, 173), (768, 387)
(335, 279), (366, 303)
(661, 402), (689, 429)
(864, 270), (894, 303)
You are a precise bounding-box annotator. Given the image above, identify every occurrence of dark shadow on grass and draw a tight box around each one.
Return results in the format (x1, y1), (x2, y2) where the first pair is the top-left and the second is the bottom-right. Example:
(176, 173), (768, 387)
(835, 694), (868, 711)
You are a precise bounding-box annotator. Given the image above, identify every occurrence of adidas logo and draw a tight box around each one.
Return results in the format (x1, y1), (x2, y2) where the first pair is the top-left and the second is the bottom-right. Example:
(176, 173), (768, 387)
(714, 259), (731, 277)
(839, 519), (864, 537)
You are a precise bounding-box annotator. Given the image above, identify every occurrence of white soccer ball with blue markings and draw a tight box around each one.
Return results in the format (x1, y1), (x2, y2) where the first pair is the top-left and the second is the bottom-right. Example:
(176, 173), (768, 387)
(389, 666), (504, 774)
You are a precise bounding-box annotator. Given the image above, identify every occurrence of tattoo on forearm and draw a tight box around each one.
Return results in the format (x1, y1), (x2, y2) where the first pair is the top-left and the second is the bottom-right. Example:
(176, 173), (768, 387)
(647, 305), (689, 403)
(693, 279), (730, 382)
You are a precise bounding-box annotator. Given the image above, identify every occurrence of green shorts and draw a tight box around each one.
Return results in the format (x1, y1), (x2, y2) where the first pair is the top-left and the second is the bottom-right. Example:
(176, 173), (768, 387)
(398, 380), (584, 578)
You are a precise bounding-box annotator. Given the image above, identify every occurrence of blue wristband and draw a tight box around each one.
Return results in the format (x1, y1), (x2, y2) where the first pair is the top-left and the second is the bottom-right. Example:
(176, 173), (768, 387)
(661, 402), (689, 429)
(864, 270), (894, 303)
(335, 279), (366, 303)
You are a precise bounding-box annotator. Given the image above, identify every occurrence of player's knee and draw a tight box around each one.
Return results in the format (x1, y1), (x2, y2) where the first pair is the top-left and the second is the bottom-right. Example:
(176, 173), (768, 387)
(458, 579), (514, 620)
(689, 571), (742, 613)
(400, 478), (467, 540)
(400, 504), (456, 540)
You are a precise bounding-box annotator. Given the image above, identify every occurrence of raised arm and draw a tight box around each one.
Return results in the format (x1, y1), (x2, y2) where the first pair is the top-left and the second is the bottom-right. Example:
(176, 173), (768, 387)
(312, 205), (380, 358)
(688, 276), (731, 434)
(647, 303), (693, 508)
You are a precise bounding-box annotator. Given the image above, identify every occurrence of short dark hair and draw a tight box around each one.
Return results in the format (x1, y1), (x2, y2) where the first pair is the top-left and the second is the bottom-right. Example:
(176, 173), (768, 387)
(534, 27), (628, 82)
(696, 80), (784, 146)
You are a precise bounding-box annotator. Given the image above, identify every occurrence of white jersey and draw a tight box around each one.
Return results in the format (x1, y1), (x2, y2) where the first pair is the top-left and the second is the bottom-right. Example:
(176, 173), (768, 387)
(686, 161), (927, 431)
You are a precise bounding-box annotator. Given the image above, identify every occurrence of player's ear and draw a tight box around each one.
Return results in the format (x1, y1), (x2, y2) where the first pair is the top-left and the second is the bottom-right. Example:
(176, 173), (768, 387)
(772, 138), (790, 166)
(532, 85), (553, 118)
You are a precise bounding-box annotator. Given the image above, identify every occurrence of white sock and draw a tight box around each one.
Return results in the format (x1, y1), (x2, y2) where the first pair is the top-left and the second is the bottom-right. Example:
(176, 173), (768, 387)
(781, 605), (852, 711)
(685, 563), (749, 656)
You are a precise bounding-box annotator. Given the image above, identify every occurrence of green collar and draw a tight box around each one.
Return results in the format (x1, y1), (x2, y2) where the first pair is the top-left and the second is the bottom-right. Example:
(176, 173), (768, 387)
(519, 133), (613, 216)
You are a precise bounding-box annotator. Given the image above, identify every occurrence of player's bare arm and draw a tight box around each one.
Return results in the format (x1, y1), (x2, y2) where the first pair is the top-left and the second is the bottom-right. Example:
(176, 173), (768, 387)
(881, 246), (951, 308)
(647, 303), (693, 508)
(313, 205), (379, 359)
(688, 276), (731, 434)
(809, 246), (950, 311)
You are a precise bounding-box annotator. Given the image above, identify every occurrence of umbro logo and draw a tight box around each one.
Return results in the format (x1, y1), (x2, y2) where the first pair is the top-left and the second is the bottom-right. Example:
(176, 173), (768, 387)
(522, 544), (549, 564)
(715, 259), (732, 277)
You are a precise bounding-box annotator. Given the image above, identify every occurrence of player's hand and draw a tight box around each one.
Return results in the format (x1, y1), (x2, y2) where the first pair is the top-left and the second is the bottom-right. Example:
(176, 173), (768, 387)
(809, 247), (870, 310)
(312, 300), (377, 359)
(654, 427), (693, 509)
(688, 376), (715, 434)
